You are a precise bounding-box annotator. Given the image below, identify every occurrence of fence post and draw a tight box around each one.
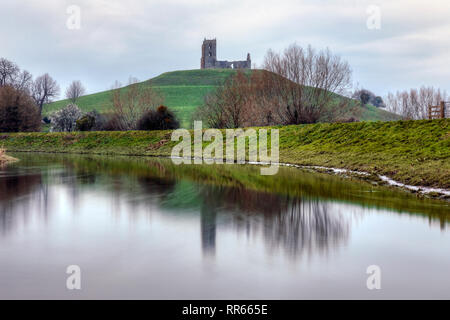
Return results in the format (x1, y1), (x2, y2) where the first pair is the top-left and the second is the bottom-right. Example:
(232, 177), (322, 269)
(440, 101), (445, 119)
(428, 105), (432, 119)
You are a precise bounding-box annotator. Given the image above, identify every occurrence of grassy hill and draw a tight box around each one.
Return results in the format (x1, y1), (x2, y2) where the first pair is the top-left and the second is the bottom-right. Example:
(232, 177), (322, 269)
(44, 69), (237, 128)
(44, 69), (400, 127)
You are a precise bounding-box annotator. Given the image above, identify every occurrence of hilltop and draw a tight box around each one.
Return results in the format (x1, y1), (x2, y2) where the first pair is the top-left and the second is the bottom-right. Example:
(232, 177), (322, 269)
(44, 69), (401, 128)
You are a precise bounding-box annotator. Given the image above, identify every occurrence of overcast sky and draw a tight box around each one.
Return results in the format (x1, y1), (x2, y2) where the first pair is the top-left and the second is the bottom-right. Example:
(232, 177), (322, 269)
(1, 0), (450, 97)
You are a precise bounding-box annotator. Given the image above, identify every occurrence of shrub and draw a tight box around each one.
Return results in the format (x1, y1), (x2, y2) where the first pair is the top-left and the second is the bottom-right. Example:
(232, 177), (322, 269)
(50, 104), (83, 132)
(74, 109), (112, 131)
(90, 110), (114, 131)
(353, 89), (386, 108)
(90, 113), (120, 131)
(0, 85), (41, 132)
(335, 117), (358, 123)
(110, 83), (164, 130)
(137, 105), (180, 130)
(75, 114), (96, 131)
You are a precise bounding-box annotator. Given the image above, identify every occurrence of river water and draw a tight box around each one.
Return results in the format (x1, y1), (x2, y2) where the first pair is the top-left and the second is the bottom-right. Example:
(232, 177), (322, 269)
(0, 153), (449, 299)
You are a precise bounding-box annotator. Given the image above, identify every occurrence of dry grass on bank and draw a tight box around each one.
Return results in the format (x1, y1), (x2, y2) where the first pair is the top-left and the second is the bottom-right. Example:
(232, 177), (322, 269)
(0, 147), (17, 165)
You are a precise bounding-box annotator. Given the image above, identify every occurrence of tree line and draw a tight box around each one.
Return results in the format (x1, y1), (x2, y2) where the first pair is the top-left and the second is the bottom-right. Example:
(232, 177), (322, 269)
(50, 83), (178, 132)
(0, 58), (58, 132)
(385, 87), (447, 120)
(0, 57), (93, 132)
(0, 57), (179, 132)
(194, 43), (448, 127)
(1, 42), (448, 134)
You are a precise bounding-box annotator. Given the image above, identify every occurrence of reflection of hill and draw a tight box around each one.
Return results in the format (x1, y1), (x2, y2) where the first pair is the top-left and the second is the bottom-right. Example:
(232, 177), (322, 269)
(160, 181), (202, 211)
(20, 153), (447, 223)
(0, 154), (351, 259)
(2, 153), (448, 259)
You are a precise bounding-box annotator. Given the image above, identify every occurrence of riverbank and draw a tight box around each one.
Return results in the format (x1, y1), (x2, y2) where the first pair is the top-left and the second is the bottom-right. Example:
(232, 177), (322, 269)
(1, 119), (449, 190)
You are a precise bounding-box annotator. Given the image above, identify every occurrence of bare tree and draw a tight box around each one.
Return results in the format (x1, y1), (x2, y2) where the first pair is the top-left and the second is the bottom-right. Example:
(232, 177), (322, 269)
(0, 58), (19, 87)
(194, 70), (257, 128)
(262, 44), (352, 124)
(385, 86), (447, 119)
(0, 58), (34, 94)
(127, 76), (139, 85)
(110, 80), (123, 90)
(110, 83), (164, 130)
(193, 90), (228, 128)
(65, 80), (86, 103)
(14, 70), (33, 93)
(217, 71), (250, 128)
(0, 85), (41, 132)
(32, 73), (60, 115)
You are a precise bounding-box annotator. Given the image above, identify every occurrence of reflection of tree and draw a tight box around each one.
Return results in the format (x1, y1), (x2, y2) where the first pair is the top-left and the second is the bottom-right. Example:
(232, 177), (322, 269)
(0, 171), (44, 235)
(0, 163), (348, 261)
(137, 176), (175, 196)
(197, 186), (350, 260)
(1, 155), (350, 260)
(154, 179), (349, 260)
(0, 157), (179, 233)
(200, 201), (217, 256)
(260, 198), (349, 258)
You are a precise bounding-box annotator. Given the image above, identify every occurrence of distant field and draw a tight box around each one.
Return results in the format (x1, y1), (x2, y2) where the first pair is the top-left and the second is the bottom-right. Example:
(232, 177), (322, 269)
(44, 69), (401, 127)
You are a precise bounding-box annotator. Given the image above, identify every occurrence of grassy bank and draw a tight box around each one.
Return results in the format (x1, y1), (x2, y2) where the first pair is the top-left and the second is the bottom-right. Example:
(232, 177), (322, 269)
(1, 119), (448, 189)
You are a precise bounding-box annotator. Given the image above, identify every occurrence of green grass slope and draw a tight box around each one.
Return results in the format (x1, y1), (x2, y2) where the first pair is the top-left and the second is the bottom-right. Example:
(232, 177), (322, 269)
(2, 119), (448, 189)
(44, 69), (400, 127)
(359, 103), (401, 121)
(44, 69), (238, 128)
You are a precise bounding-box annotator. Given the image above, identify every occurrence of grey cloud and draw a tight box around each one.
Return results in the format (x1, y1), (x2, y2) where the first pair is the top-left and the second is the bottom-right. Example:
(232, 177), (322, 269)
(1, 0), (449, 97)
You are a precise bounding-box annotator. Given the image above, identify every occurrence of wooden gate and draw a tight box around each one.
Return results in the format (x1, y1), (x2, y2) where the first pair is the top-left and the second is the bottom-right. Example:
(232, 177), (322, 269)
(428, 101), (449, 119)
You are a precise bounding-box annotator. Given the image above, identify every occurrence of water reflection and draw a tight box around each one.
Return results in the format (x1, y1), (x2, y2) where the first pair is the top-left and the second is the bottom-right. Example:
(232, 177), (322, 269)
(194, 186), (350, 259)
(260, 197), (349, 258)
(0, 156), (353, 260)
(0, 170), (45, 234)
(200, 200), (217, 256)
(1, 153), (447, 263)
(1, 153), (450, 299)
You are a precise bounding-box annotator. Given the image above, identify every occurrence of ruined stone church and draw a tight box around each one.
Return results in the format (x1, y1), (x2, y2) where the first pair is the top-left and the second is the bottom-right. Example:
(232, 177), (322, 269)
(200, 39), (251, 69)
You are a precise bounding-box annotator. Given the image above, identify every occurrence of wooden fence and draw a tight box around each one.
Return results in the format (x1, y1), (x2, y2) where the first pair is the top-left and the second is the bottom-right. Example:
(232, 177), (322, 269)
(428, 101), (449, 119)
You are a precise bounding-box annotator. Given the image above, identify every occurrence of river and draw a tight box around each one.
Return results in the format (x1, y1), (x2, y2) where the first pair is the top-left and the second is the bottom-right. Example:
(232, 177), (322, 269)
(0, 153), (449, 299)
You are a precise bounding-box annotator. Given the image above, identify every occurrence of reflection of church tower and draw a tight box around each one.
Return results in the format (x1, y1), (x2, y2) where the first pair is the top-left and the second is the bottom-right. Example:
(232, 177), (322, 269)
(200, 202), (217, 256)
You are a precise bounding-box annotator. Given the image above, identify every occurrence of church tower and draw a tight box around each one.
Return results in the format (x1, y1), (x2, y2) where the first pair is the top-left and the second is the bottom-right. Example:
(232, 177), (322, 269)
(201, 39), (217, 69)
(200, 38), (251, 69)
